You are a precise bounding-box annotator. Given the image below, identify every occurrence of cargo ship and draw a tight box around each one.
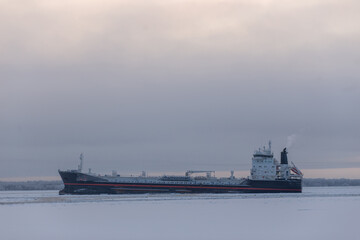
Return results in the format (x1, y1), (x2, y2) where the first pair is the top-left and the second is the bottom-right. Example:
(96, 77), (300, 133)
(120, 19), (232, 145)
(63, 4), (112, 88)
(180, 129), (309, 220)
(59, 141), (303, 195)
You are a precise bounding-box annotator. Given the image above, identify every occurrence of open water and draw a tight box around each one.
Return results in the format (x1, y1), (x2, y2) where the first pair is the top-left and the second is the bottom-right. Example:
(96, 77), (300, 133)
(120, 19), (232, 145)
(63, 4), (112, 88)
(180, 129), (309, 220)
(1, 186), (359, 240)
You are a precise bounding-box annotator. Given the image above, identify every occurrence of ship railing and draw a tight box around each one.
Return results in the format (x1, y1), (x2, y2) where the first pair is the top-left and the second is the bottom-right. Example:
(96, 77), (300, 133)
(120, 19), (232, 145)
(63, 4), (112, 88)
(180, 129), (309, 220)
(289, 175), (302, 180)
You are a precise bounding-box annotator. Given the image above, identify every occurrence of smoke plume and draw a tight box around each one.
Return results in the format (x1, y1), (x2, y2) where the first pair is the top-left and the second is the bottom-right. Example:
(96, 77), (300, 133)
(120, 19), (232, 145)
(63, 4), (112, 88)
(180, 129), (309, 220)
(286, 134), (297, 149)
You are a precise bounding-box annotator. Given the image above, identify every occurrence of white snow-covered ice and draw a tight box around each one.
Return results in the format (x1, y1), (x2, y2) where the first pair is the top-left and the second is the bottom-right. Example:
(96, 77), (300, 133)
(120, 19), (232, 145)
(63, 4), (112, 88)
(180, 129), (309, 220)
(0, 186), (359, 240)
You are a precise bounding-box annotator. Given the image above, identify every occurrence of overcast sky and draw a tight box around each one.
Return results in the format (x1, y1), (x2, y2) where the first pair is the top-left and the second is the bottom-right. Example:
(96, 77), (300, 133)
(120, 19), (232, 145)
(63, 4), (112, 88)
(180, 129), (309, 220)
(1, 0), (359, 179)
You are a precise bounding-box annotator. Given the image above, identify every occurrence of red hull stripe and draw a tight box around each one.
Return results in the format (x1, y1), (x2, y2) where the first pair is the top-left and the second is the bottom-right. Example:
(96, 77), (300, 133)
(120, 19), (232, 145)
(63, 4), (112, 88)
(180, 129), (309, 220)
(64, 182), (301, 192)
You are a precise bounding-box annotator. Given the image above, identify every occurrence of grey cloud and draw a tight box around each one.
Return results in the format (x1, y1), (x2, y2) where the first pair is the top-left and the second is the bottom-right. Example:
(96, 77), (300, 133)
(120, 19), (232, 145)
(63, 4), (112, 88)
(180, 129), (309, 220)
(1, 0), (360, 178)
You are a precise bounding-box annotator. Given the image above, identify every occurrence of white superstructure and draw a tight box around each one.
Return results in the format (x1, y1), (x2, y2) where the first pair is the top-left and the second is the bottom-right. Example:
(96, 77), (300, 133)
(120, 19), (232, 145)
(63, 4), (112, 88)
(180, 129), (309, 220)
(251, 141), (278, 180)
(250, 141), (302, 180)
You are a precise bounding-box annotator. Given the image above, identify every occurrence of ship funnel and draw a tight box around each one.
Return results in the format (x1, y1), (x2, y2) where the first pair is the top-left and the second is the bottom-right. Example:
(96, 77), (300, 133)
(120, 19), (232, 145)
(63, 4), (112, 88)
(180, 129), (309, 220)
(281, 148), (288, 164)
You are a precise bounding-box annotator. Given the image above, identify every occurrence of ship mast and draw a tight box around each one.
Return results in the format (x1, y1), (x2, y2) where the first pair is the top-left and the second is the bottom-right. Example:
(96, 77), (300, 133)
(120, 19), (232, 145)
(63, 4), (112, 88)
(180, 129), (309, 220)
(78, 153), (84, 172)
(268, 140), (271, 151)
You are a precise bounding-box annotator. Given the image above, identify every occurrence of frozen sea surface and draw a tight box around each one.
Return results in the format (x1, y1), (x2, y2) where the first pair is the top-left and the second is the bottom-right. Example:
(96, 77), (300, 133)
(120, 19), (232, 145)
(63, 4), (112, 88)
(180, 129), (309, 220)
(1, 187), (359, 240)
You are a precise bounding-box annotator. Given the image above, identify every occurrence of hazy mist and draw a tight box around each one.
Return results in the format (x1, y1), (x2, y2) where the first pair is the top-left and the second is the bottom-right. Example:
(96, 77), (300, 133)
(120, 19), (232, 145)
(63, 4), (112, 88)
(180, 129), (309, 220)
(1, 0), (359, 178)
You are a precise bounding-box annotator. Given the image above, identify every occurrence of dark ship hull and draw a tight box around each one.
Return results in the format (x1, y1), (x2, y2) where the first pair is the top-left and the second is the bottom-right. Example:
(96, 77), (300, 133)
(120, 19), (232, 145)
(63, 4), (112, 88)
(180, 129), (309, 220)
(59, 171), (302, 195)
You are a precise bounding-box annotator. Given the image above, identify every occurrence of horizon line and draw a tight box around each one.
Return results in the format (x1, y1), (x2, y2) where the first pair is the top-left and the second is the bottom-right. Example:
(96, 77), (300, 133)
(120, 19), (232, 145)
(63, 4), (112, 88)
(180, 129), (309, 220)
(1, 167), (360, 182)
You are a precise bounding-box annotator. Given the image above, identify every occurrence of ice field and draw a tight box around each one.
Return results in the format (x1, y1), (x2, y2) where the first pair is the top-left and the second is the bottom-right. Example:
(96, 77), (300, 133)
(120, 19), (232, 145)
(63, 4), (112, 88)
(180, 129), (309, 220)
(1, 186), (359, 240)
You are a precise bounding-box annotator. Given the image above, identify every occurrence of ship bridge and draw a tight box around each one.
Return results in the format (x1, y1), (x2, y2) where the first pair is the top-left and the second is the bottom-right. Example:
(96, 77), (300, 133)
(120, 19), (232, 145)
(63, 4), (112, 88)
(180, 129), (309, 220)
(253, 141), (273, 158)
(251, 141), (278, 180)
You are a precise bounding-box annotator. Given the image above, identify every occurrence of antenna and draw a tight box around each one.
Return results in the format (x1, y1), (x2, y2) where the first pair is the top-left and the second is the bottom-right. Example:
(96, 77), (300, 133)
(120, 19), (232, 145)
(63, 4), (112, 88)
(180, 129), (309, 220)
(269, 140), (272, 151)
(78, 153), (84, 172)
